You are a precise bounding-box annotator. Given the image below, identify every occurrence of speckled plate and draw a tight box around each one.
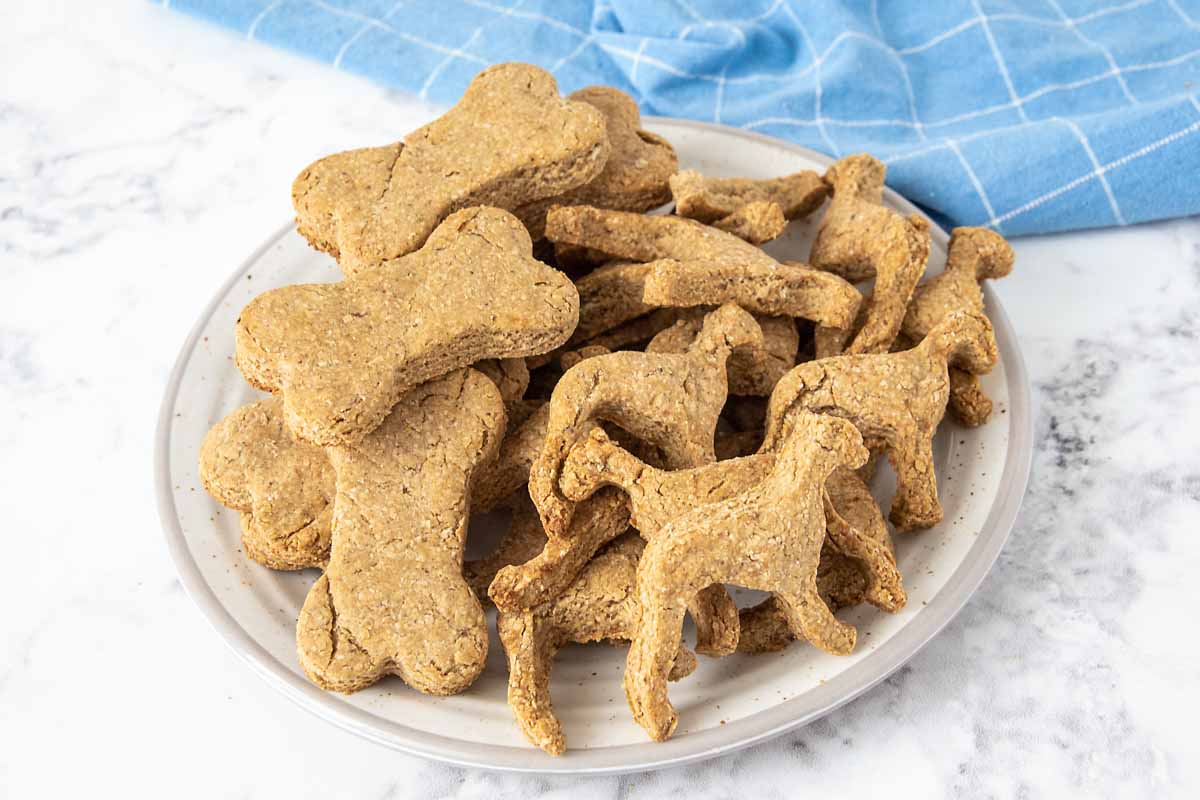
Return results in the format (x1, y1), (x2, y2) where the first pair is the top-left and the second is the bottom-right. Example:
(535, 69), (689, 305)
(156, 120), (1032, 774)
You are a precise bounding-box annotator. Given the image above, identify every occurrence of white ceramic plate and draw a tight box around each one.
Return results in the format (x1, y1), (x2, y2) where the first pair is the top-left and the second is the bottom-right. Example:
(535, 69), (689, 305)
(156, 119), (1032, 774)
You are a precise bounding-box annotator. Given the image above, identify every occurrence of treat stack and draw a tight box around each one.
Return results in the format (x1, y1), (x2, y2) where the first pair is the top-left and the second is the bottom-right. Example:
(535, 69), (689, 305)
(197, 62), (1015, 753)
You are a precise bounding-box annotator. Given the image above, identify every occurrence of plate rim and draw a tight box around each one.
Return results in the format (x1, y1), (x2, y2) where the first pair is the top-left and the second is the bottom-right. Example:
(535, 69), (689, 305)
(155, 117), (1033, 775)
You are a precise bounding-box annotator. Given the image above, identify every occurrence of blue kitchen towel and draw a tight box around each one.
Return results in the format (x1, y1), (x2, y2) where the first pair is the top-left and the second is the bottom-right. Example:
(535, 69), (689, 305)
(163, 0), (1200, 236)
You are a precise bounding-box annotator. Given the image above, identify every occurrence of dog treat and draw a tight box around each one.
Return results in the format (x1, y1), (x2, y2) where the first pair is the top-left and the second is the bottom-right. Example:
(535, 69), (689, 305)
(474, 358), (531, 410)
(569, 261), (656, 344)
(528, 303), (765, 538)
(464, 498), (553, 606)
(514, 87), (676, 240)
(647, 311), (799, 396)
(737, 466), (906, 653)
(292, 63), (609, 275)
(669, 169), (829, 225)
(470, 401), (548, 513)
(813, 215), (929, 358)
(764, 310), (998, 531)
(498, 534), (696, 755)
(624, 411), (868, 741)
(546, 205), (860, 330)
(198, 396), (335, 570)
(236, 207), (578, 447)
(641, 258), (862, 330)
(708, 201), (788, 245)
(901, 226), (1014, 426)
(809, 154), (930, 284)
(296, 369), (505, 695)
(578, 308), (685, 352)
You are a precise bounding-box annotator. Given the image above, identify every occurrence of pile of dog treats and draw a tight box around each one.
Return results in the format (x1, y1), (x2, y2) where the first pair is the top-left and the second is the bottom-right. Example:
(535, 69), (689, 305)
(198, 62), (1014, 755)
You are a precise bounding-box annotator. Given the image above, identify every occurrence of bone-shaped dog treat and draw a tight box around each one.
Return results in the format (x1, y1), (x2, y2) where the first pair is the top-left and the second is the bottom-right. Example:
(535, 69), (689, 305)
(198, 396), (335, 570)
(236, 207), (578, 448)
(528, 303), (765, 539)
(669, 169), (829, 226)
(901, 227), (1014, 427)
(545, 205), (861, 330)
(765, 310), (998, 531)
(708, 201), (788, 245)
(292, 63), (609, 275)
(736, 466), (906, 653)
(646, 310), (799, 396)
(498, 534), (697, 755)
(514, 87), (676, 240)
(809, 153), (930, 284)
(296, 369), (505, 695)
(624, 411), (869, 741)
(812, 214), (930, 358)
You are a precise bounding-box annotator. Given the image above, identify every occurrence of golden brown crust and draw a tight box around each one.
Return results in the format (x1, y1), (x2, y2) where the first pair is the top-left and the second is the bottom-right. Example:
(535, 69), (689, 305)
(198, 396), (335, 570)
(528, 304), (765, 539)
(497, 534), (696, 755)
(623, 412), (868, 740)
(646, 310), (798, 396)
(296, 369), (505, 696)
(514, 87), (676, 239)
(810, 154), (927, 285)
(292, 63), (610, 275)
(669, 169), (829, 223)
(901, 226), (1014, 426)
(765, 310), (998, 531)
(235, 207), (578, 447)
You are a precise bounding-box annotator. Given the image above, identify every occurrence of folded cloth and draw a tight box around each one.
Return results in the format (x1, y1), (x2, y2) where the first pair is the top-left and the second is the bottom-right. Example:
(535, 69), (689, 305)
(165, 0), (1200, 236)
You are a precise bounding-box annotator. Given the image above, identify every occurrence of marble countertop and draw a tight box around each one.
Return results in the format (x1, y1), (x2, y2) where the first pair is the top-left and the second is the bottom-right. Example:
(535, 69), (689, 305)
(3, 3), (1197, 797)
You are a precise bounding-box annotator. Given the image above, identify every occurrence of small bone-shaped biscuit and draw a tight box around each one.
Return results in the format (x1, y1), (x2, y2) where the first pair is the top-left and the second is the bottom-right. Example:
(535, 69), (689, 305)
(809, 153), (930, 282)
(528, 303), (765, 538)
(765, 310), (998, 531)
(498, 534), (697, 755)
(811, 213), (930, 358)
(545, 205), (861, 330)
(624, 411), (869, 741)
(514, 87), (676, 240)
(646, 310), (799, 396)
(292, 63), (609, 275)
(236, 207), (578, 448)
(296, 369), (505, 696)
(901, 227), (1014, 427)
(669, 169), (829, 227)
(198, 396), (334, 570)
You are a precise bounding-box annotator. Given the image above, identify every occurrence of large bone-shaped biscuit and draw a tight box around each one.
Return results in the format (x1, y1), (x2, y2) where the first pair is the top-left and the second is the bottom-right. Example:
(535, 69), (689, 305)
(198, 396), (334, 570)
(498, 534), (696, 755)
(236, 207), (579, 447)
(292, 63), (609, 275)
(296, 369), (506, 696)
(623, 412), (868, 741)
(765, 310), (998, 531)
(544, 205), (861, 332)
(514, 86), (676, 240)
(901, 226), (1014, 427)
